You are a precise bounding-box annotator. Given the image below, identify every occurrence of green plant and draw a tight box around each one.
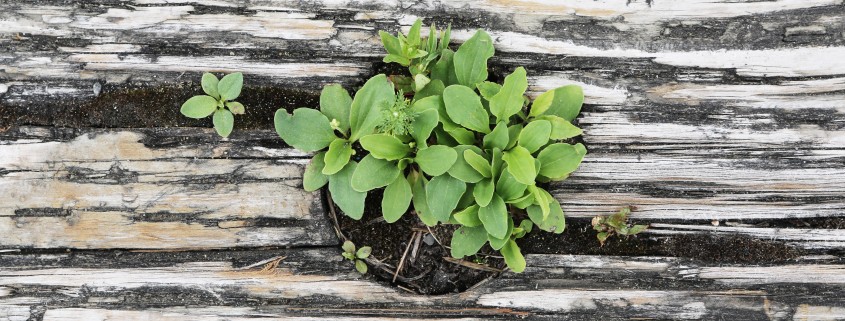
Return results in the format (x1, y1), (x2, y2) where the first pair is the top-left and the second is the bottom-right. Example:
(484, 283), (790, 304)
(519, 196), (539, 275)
(181, 72), (245, 138)
(592, 207), (648, 246)
(342, 240), (372, 274)
(275, 20), (587, 273)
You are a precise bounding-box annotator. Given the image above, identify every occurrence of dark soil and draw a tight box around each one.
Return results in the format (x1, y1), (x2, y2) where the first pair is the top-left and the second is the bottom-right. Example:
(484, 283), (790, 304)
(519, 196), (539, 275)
(333, 189), (505, 295)
(519, 218), (803, 264)
(0, 80), (318, 131)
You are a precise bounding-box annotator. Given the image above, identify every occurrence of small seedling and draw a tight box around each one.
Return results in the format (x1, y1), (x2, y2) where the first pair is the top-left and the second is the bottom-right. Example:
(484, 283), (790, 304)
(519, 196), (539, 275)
(342, 240), (372, 274)
(591, 207), (648, 246)
(181, 72), (245, 138)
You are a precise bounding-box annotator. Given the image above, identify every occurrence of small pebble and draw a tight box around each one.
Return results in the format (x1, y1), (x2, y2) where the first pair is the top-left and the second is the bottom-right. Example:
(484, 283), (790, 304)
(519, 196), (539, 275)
(423, 234), (435, 246)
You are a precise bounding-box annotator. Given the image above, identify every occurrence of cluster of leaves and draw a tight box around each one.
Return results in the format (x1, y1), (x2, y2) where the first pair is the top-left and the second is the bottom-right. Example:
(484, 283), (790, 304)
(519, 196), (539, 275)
(341, 240), (372, 274)
(180, 72), (245, 138)
(591, 207), (648, 246)
(275, 21), (587, 273)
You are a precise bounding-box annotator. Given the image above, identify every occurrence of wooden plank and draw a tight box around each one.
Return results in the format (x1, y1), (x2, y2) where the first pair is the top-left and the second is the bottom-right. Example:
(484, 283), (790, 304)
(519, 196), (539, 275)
(2, 251), (844, 320)
(0, 127), (336, 249)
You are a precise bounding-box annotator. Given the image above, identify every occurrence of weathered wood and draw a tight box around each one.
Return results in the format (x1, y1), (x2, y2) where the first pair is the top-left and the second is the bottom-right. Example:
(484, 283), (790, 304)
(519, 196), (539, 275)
(2, 0), (845, 319)
(0, 126), (336, 249)
(2, 251), (844, 320)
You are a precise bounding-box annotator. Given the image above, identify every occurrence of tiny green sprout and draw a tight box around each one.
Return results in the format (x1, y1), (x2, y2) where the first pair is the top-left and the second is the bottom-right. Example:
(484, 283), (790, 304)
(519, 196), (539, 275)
(376, 90), (417, 136)
(591, 207), (649, 246)
(180, 72), (244, 138)
(342, 240), (372, 274)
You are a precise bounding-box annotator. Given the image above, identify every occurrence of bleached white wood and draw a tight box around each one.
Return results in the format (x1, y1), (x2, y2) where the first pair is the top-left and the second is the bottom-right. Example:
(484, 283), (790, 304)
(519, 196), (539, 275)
(41, 308), (486, 321)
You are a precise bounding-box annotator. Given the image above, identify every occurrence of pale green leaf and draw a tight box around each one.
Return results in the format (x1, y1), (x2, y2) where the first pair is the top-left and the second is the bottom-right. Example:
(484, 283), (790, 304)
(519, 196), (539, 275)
(503, 145), (537, 185)
(303, 152), (328, 192)
(477, 81), (501, 100)
(213, 109), (234, 138)
(447, 145), (486, 183)
(450, 226), (488, 258)
(489, 67), (527, 122)
(329, 161), (366, 220)
(357, 246), (372, 259)
(379, 30), (402, 55)
(483, 122), (509, 151)
(360, 134), (410, 160)
(226, 101), (245, 115)
(425, 174), (467, 222)
(443, 85), (490, 133)
(342, 240), (355, 253)
(453, 30), (494, 88)
(537, 85), (584, 121)
(320, 84), (353, 133)
(463, 149), (492, 178)
(274, 108), (336, 152)
(538, 115), (582, 140)
(473, 177), (495, 207)
(350, 154), (400, 192)
(488, 217), (514, 250)
(537, 143), (587, 180)
(527, 199), (566, 234)
(181, 95), (218, 119)
(382, 174), (412, 223)
(201, 73), (220, 99)
(518, 120), (551, 153)
(349, 75), (395, 141)
(501, 240), (526, 273)
(409, 171), (437, 226)
(415, 145), (457, 176)
(410, 109), (439, 148)
(478, 194), (508, 239)
(322, 138), (353, 175)
(496, 165), (527, 201)
(453, 205), (482, 227)
(355, 260), (368, 274)
(217, 72), (243, 100)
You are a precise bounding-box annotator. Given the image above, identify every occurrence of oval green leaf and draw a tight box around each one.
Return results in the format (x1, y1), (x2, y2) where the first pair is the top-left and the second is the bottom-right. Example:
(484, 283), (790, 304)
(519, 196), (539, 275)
(274, 108), (336, 152)
(537, 143), (587, 180)
(425, 174), (467, 222)
(201, 73), (220, 99)
(501, 239), (526, 273)
(217, 72), (243, 101)
(349, 75), (395, 141)
(503, 146), (537, 185)
(463, 149), (491, 178)
(303, 152), (328, 192)
(478, 194), (508, 239)
(415, 145), (458, 176)
(360, 134), (410, 160)
(454, 30), (494, 88)
(320, 84), (353, 133)
(473, 177), (495, 207)
(518, 120), (551, 153)
(483, 121), (509, 151)
(453, 205), (482, 227)
(489, 67), (527, 122)
(322, 138), (353, 175)
(447, 145), (486, 183)
(350, 154), (400, 192)
(382, 174), (412, 223)
(329, 161), (366, 220)
(450, 226), (488, 258)
(213, 109), (234, 138)
(181, 95), (218, 119)
(443, 85), (490, 133)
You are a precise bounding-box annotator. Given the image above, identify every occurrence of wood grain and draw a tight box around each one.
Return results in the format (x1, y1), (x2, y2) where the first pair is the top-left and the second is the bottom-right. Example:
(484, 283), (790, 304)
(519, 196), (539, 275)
(2, 0), (845, 319)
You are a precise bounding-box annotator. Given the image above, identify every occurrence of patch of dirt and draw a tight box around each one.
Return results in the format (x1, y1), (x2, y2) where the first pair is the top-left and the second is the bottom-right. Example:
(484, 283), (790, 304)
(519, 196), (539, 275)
(0, 81), (318, 130)
(519, 218), (803, 264)
(333, 189), (504, 295)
